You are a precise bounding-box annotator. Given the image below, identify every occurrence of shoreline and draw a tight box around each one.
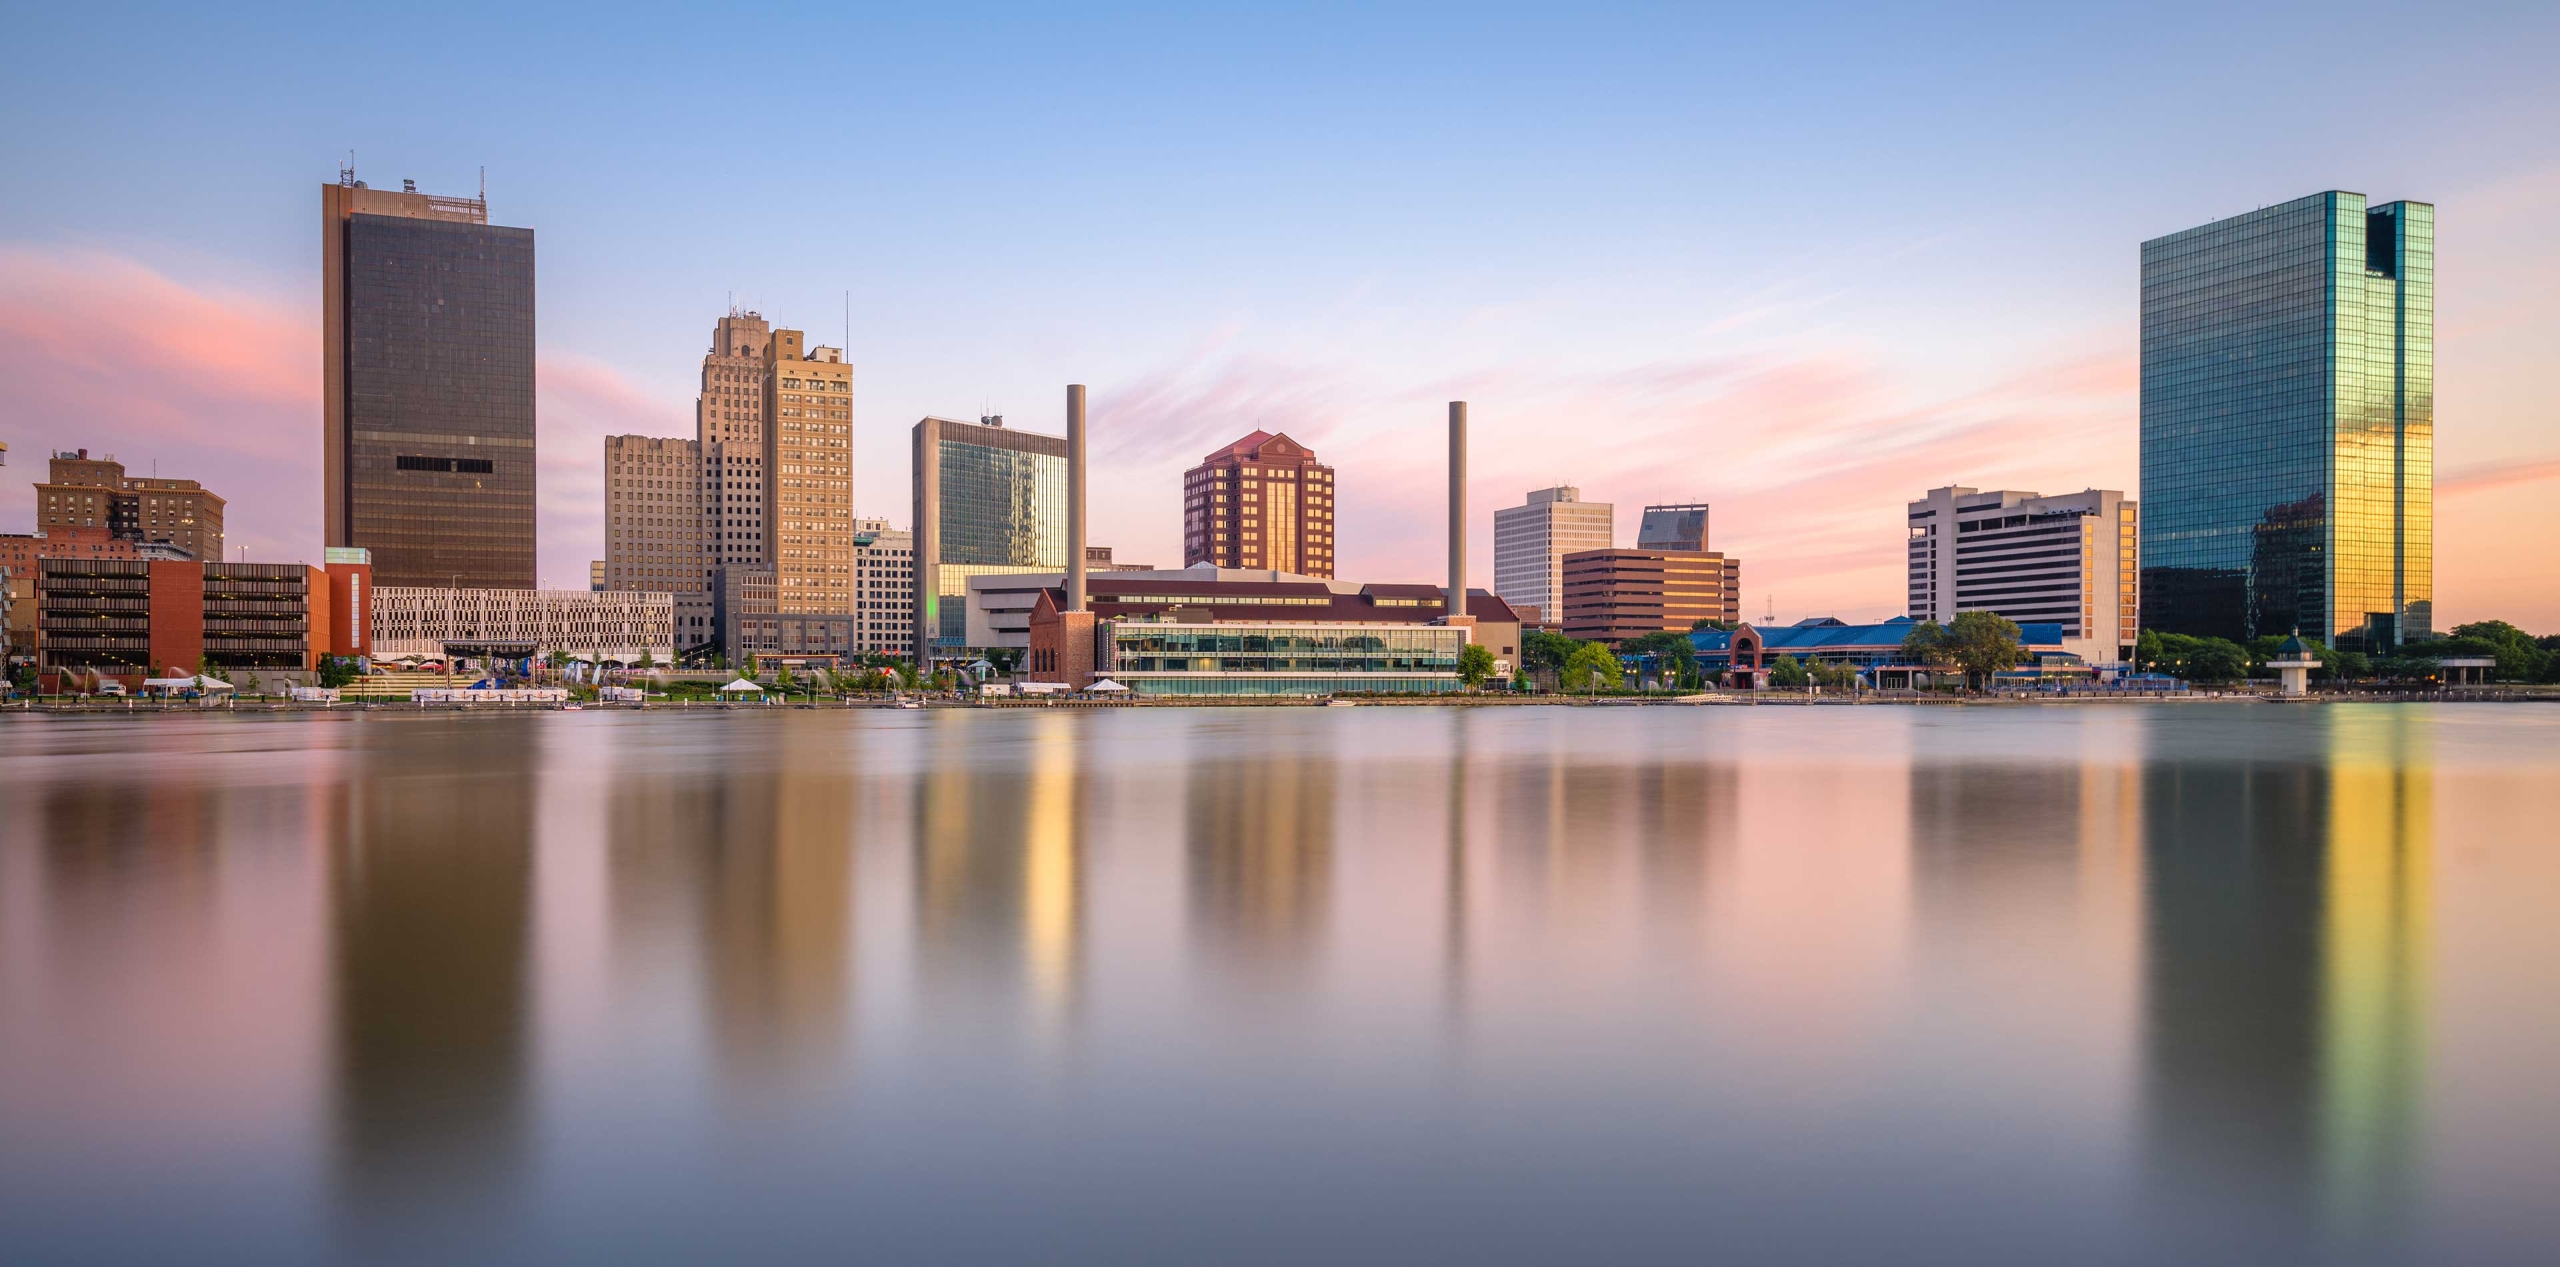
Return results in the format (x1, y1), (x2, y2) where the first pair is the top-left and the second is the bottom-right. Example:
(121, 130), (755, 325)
(4, 690), (2554, 716)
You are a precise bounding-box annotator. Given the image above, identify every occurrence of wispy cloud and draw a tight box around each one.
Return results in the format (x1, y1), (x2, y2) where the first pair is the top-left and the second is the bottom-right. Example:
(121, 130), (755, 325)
(1085, 337), (2135, 621)
(0, 247), (319, 562)
(2439, 455), (2560, 497)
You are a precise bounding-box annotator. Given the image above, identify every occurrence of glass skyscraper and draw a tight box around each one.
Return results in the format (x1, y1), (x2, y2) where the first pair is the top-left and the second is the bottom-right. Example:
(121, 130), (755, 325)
(2139, 191), (2432, 650)
(323, 176), (537, 590)
(910, 415), (1068, 659)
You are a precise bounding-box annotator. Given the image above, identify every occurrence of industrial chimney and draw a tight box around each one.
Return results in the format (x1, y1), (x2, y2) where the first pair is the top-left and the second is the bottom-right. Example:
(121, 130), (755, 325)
(1448, 401), (1467, 619)
(1067, 384), (1088, 612)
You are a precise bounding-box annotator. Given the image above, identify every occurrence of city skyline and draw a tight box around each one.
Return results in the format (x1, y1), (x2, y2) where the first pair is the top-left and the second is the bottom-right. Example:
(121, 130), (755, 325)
(3, 7), (2556, 626)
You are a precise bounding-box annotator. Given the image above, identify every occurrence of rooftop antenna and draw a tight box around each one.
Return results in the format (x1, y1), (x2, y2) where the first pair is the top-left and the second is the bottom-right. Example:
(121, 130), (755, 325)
(339, 152), (356, 188)
(479, 165), (486, 206)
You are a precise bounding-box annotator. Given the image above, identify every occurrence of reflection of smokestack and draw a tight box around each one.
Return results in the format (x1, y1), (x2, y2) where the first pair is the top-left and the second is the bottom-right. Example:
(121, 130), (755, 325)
(1067, 384), (1088, 612)
(1448, 401), (1467, 619)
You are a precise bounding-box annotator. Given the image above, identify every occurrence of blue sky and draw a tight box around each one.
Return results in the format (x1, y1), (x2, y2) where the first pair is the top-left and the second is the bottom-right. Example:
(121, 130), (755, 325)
(4, 2), (2555, 622)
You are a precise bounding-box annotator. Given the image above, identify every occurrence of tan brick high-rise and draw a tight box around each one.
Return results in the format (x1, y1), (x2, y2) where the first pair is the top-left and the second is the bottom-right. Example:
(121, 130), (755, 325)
(761, 329), (854, 612)
(696, 310), (771, 574)
(34, 449), (225, 560)
(603, 435), (706, 642)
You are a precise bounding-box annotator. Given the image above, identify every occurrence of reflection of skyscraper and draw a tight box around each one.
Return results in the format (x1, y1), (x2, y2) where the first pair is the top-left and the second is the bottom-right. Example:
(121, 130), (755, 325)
(912, 717), (1084, 1023)
(329, 724), (534, 1244)
(1184, 750), (1337, 982)
(2138, 751), (2327, 1250)
(2140, 191), (2434, 649)
(2136, 709), (2431, 1256)
(602, 722), (857, 1091)
(2318, 709), (2430, 1243)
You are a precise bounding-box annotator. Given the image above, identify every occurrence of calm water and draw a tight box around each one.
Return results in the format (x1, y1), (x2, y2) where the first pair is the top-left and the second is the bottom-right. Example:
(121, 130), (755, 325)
(3, 705), (2557, 1265)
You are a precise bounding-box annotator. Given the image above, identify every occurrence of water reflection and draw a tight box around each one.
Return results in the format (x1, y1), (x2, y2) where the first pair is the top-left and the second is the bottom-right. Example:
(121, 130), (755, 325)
(914, 715), (1085, 1034)
(1184, 741), (1336, 985)
(0, 705), (2542, 1265)
(329, 722), (533, 1250)
(603, 723), (856, 1092)
(2139, 707), (2432, 1258)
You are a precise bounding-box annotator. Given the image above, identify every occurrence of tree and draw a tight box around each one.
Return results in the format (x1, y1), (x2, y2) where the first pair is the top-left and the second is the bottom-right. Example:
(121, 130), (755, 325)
(986, 647), (1022, 677)
(1767, 654), (1810, 689)
(1901, 620), (1954, 675)
(1810, 659), (1859, 690)
(745, 653), (759, 679)
(1457, 642), (1496, 689)
(1522, 629), (1581, 672)
(1945, 610), (2024, 689)
(2448, 620), (2552, 682)
(1510, 667), (1532, 693)
(1561, 642), (1623, 693)
(776, 662), (796, 693)
(1619, 630), (1697, 689)
(1690, 617), (1734, 632)
(2185, 639), (2247, 683)
(638, 648), (656, 671)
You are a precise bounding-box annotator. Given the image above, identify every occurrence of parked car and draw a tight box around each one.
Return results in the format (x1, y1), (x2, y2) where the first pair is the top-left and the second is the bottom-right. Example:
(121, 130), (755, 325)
(94, 681), (128, 697)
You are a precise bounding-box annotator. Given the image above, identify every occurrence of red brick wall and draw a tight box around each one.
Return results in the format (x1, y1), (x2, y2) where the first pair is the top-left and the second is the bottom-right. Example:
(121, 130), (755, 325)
(324, 561), (372, 658)
(146, 560), (203, 675)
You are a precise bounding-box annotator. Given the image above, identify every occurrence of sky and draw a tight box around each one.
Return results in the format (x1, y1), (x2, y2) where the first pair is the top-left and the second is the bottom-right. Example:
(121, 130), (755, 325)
(3, 2), (2556, 629)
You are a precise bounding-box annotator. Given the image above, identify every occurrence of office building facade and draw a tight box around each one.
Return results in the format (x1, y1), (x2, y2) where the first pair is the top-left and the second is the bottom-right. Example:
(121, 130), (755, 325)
(2140, 190), (2433, 650)
(696, 310), (772, 572)
(912, 415), (1068, 660)
(1635, 503), (1709, 553)
(1907, 485), (2137, 665)
(323, 170), (536, 589)
(603, 435), (709, 648)
(1559, 548), (1737, 643)
(1493, 486), (1612, 627)
(1182, 431), (1336, 577)
(34, 450), (225, 560)
(761, 330), (855, 612)
(851, 520), (913, 655)
(370, 585), (672, 664)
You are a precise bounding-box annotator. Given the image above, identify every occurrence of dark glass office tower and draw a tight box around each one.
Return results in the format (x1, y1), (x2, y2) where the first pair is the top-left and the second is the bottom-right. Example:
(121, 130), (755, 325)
(2139, 191), (2433, 650)
(323, 174), (537, 590)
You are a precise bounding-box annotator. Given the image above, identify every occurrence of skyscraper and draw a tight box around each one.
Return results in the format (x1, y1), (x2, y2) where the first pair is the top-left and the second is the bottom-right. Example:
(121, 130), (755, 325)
(1492, 486), (1612, 626)
(1182, 431), (1336, 577)
(761, 330), (855, 613)
(696, 310), (771, 573)
(2140, 191), (2433, 650)
(912, 415), (1068, 662)
(322, 169), (536, 589)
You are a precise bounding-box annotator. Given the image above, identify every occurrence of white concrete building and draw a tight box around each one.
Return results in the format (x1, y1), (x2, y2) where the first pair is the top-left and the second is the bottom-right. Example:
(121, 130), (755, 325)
(372, 586), (675, 664)
(851, 519), (914, 655)
(1493, 486), (1612, 627)
(1906, 485), (2137, 666)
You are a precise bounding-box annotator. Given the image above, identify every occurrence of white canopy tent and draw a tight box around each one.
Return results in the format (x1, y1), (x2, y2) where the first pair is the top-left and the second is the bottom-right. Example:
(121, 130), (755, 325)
(717, 678), (764, 695)
(142, 675), (234, 693)
(1087, 679), (1130, 693)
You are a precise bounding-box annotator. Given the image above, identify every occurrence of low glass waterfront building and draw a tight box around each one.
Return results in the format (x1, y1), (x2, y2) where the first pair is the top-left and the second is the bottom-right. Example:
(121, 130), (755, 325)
(1105, 620), (1463, 696)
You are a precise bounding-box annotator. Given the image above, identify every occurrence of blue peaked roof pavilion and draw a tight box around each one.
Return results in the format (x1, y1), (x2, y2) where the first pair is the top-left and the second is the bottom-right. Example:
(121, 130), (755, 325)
(1689, 616), (2068, 685)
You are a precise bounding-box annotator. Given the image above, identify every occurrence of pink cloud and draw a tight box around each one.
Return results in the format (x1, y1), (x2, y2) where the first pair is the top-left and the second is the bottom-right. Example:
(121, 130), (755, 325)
(0, 246), (676, 586)
(1085, 340), (2138, 623)
(2439, 456), (2560, 497)
(0, 247), (320, 563)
